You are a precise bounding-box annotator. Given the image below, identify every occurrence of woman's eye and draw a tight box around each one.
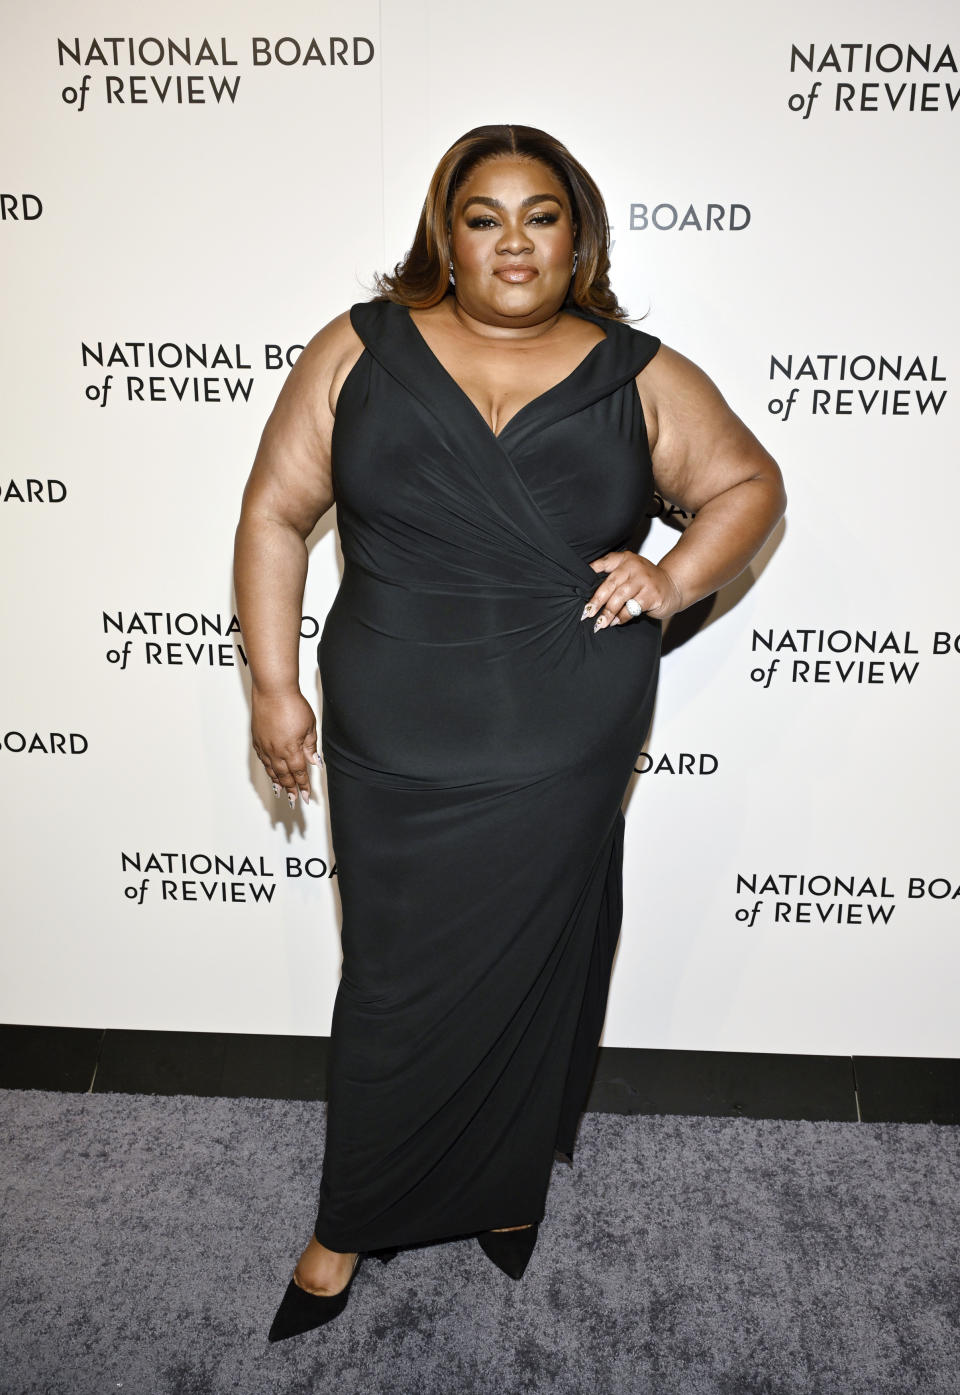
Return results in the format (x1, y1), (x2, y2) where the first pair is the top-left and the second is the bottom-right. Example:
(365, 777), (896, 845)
(464, 212), (560, 229)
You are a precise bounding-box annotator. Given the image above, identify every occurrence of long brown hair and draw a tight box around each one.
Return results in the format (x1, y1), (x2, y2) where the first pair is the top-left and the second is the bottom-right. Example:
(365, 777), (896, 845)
(373, 124), (628, 320)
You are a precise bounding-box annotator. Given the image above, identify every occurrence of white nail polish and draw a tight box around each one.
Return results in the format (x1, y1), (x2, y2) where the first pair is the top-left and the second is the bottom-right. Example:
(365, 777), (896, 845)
(300, 788), (310, 805)
(287, 793), (296, 808)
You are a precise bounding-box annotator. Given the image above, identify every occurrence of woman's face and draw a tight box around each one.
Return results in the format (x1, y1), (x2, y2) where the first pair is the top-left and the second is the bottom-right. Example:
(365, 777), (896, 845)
(448, 155), (577, 327)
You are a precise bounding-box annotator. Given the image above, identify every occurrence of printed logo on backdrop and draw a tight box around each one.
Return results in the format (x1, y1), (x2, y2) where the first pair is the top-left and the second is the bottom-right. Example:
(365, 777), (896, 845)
(627, 202), (750, 233)
(747, 628), (960, 688)
(2, 478), (66, 504)
(57, 35), (375, 111)
(0, 729), (87, 754)
(735, 871), (960, 926)
(120, 850), (336, 904)
(102, 610), (321, 669)
(1, 194), (42, 220)
(82, 342), (302, 406)
(634, 751), (718, 776)
(787, 43), (959, 118)
(767, 354), (947, 421)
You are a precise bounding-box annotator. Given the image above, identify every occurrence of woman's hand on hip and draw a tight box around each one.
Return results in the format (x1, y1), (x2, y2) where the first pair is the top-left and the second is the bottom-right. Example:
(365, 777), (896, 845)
(250, 689), (321, 808)
(582, 551), (683, 629)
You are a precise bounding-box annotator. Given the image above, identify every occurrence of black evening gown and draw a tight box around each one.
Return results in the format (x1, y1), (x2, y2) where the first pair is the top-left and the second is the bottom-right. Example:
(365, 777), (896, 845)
(313, 297), (661, 1252)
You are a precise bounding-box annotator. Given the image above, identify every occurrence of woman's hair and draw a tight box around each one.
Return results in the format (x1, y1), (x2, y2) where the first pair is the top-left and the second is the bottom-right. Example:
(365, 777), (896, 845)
(373, 124), (628, 320)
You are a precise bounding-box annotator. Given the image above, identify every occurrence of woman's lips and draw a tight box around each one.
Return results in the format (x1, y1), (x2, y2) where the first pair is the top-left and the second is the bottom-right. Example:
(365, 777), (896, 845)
(493, 265), (538, 282)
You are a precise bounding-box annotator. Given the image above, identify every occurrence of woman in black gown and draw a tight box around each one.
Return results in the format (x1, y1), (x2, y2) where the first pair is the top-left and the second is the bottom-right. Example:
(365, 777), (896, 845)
(233, 124), (786, 1341)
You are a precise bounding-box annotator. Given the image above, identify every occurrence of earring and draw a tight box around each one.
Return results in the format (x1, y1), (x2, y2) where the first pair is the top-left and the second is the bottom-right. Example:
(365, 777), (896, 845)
(571, 250), (579, 276)
(449, 260), (455, 286)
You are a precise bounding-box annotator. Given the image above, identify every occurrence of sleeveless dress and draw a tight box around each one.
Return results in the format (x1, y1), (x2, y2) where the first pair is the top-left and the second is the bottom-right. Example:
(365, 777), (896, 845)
(312, 297), (661, 1252)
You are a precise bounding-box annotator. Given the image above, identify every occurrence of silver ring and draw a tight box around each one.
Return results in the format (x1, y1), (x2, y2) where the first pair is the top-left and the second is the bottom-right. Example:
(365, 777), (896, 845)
(625, 598), (643, 617)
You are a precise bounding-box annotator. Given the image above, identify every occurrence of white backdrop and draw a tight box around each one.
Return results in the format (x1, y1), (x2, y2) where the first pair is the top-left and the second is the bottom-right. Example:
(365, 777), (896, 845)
(2, 0), (957, 1055)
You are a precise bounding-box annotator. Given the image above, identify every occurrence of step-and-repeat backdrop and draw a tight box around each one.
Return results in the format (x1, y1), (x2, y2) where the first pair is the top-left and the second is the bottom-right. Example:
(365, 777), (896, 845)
(2, 0), (956, 1056)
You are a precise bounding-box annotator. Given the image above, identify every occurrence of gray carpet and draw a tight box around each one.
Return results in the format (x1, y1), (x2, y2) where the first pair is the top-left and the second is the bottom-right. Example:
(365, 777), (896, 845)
(0, 1090), (957, 1394)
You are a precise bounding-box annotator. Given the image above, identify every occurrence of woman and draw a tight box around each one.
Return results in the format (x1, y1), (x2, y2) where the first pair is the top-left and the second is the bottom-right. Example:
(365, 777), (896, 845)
(233, 123), (786, 1342)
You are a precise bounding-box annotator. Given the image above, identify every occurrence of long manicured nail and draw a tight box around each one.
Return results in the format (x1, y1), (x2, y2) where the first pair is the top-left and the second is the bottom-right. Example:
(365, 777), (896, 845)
(610, 618), (620, 626)
(271, 782), (281, 797)
(581, 603), (595, 620)
(593, 616), (608, 632)
(299, 788), (310, 805)
(287, 792), (297, 809)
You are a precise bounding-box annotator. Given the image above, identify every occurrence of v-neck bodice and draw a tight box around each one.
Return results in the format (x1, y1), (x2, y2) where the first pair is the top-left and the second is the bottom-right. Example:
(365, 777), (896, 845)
(403, 304), (611, 442)
(331, 296), (660, 597)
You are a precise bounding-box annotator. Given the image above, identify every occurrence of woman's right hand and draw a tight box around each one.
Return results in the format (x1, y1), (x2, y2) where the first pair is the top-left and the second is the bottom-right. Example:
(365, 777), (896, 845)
(251, 689), (321, 808)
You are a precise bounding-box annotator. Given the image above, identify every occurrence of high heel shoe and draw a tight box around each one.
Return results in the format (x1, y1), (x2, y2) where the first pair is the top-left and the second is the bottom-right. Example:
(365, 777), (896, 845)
(476, 1223), (539, 1280)
(267, 1247), (398, 1343)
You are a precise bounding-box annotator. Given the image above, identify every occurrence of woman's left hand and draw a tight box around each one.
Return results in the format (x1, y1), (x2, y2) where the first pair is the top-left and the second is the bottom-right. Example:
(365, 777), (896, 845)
(582, 550), (683, 629)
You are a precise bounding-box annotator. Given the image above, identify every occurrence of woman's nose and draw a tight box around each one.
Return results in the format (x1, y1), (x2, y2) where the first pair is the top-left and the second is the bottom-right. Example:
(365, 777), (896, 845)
(496, 222), (534, 254)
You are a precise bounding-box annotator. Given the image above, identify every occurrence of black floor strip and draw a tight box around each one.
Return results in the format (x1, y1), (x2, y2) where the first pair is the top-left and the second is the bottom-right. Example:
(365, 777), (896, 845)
(1, 1024), (956, 1123)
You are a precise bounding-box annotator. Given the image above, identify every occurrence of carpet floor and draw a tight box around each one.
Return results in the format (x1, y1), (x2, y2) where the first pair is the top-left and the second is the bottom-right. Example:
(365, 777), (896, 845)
(0, 1089), (957, 1394)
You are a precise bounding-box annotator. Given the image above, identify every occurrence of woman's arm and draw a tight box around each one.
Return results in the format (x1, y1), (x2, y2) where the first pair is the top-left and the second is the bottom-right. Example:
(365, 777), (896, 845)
(232, 311), (360, 805)
(644, 346), (786, 610)
(584, 346), (786, 628)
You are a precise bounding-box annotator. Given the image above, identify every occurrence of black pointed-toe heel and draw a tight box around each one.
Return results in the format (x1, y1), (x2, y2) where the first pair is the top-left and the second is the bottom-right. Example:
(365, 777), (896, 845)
(267, 1249), (397, 1343)
(476, 1223), (539, 1280)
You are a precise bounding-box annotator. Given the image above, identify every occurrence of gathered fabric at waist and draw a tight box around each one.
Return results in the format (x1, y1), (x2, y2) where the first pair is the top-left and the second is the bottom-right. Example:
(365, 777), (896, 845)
(316, 560), (661, 787)
(325, 558), (597, 647)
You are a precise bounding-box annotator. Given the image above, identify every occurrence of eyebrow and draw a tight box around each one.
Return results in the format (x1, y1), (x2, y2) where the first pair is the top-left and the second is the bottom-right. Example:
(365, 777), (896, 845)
(461, 194), (563, 212)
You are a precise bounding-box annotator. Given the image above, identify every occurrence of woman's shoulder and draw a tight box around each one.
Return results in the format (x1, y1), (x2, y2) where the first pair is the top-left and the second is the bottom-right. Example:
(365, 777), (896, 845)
(614, 313), (660, 344)
(638, 341), (723, 400)
(635, 341), (761, 462)
(267, 310), (367, 424)
(304, 297), (403, 349)
(617, 316), (661, 355)
(289, 309), (366, 384)
(313, 307), (366, 354)
(570, 303), (661, 366)
(585, 310), (661, 382)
